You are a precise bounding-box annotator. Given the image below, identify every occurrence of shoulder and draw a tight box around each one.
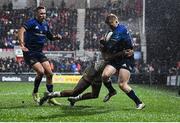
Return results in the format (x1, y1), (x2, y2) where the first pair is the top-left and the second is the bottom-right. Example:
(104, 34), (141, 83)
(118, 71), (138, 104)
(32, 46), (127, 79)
(116, 24), (127, 33)
(23, 18), (37, 29)
(25, 18), (37, 25)
(42, 21), (49, 26)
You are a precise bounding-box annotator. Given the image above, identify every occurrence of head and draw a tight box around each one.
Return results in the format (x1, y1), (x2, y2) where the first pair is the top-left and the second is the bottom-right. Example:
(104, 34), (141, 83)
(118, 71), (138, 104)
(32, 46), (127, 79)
(105, 13), (119, 30)
(35, 6), (46, 22)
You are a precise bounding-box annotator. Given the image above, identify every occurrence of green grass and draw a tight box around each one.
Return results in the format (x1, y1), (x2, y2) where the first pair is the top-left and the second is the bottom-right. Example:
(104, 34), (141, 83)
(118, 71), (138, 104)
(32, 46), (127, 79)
(0, 82), (179, 122)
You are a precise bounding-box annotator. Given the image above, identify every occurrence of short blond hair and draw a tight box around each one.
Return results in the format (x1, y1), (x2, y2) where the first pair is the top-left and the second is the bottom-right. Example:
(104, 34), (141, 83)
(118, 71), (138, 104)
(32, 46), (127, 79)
(105, 13), (119, 24)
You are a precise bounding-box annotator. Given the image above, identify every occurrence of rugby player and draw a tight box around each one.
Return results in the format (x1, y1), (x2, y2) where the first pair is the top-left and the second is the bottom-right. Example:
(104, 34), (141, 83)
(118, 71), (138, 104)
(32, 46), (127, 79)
(18, 6), (62, 105)
(101, 13), (145, 110)
(39, 40), (133, 106)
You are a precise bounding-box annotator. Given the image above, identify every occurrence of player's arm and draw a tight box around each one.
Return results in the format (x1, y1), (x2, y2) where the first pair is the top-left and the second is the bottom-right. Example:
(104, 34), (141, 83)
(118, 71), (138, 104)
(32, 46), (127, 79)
(47, 32), (62, 41)
(46, 25), (62, 41)
(103, 49), (134, 60)
(18, 26), (29, 52)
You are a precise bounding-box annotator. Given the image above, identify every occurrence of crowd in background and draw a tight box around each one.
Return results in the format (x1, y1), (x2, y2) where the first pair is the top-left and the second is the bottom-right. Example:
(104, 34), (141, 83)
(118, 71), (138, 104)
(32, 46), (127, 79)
(0, 8), (77, 51)
(0, 0), (179, 76)
(1, 56), (179, 76)
(0, 0), (141, 51)
(0, 57), (91, 74)
(84, 0), (142, 51)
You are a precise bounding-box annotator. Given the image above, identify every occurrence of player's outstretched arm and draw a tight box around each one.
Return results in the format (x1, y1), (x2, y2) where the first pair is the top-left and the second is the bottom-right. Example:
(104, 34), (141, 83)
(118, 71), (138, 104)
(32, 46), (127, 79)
(52, 34), (62, 40)
(47, 31), (63, 41)
(104, 49), (134, 60)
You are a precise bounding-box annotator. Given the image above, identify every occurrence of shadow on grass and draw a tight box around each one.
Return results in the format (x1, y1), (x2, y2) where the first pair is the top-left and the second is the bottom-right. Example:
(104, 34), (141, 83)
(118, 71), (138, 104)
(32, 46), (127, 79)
(0, 104), (38, 110)
(35, 104), (111, 120)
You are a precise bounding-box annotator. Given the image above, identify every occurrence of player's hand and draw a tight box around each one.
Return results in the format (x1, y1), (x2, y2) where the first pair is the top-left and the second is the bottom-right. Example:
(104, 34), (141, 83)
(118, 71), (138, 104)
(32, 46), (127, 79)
(20, 45), (29, 52)
(99, 36), (106, 44)
(124, 49), (134, 57)
(21, 46), (29, 52)
(54, 34), (62, 40)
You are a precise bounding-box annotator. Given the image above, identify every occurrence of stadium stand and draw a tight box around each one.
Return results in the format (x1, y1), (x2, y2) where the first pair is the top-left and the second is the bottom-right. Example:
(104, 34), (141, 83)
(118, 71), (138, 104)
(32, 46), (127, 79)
(0, 0), (179, 87)
(0, 8), (77, 51)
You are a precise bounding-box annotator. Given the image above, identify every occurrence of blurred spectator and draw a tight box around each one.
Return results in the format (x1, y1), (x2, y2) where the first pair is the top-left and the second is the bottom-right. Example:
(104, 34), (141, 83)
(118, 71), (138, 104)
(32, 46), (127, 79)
(0, 8), (77, 51)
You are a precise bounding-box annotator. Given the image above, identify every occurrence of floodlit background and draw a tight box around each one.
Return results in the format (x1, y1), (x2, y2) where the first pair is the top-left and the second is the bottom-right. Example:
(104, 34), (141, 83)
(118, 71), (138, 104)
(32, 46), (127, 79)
(0, 0), (179, 121)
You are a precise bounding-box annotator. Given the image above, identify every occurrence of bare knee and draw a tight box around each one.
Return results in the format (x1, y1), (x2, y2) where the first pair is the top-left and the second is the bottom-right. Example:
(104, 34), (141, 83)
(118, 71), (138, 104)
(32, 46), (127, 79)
(118, 82), (131, 93)
(119, 82), (127, 90)
(46, 73), (53, 79)
(37, 70), (44, 76)
(102, 73), (110, 82)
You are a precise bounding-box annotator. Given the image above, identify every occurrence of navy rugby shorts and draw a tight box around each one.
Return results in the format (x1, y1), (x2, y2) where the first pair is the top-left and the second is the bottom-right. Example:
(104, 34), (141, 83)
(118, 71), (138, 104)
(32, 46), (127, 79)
(23, 51), (48, 67)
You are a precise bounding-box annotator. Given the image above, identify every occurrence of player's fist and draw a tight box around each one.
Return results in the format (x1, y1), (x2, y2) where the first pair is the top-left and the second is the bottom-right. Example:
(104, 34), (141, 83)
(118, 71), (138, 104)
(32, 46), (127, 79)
(20, 45), (29, 52)
(54, 34), (62, 40)
(124, 49), (134, 57)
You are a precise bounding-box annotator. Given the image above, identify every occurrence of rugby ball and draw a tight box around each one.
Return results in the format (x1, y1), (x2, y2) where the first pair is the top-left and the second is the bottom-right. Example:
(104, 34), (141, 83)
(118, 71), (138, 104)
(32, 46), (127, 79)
(105, 31), (113, 41)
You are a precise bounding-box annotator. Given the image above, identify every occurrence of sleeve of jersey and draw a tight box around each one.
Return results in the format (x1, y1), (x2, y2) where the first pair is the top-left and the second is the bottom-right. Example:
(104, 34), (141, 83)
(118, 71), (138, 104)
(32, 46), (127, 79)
(106, 31), (122, 50)
(23, 20), (33, 31)
(46, 26), (53, 40)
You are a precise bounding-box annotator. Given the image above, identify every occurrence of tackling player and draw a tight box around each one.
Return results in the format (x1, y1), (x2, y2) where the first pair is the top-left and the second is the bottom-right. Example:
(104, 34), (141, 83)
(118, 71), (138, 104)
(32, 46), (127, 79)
(101, 13), (145, 110)
(39, 40), (133, 106)
(18, 6), (62, 105)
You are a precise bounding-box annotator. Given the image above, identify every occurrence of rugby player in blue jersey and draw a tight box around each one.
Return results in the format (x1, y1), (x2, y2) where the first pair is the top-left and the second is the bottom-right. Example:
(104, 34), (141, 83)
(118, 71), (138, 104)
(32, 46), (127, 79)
(38, 41), (133, 106)
(18, 6), (62, 105)
(101, 13), (145, 109)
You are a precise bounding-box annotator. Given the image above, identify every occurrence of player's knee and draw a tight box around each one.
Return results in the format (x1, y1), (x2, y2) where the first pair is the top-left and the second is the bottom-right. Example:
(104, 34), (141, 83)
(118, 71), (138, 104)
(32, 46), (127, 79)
(119, 82), (130, 92)
(102, 74), (109, 82)
(37, 73), (44, 79)
(46, 73), (53, 79)
(119, 82), (126, 89)
(37, 70), (44, 76)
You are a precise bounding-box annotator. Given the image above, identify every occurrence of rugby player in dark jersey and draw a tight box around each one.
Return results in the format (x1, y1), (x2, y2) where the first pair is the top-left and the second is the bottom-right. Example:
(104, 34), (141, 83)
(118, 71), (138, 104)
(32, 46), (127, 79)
(101, 13), (145, 109)
(18, 6), (62, 105)
(39, 40), (133, 106)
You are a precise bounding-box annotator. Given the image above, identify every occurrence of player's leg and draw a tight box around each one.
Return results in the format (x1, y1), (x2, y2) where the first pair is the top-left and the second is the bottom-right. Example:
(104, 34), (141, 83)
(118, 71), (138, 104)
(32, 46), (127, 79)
(39, 77), (90, 105)
(42, 61), (54, 92)
(31, 62), (45, 103)
(61, 77), (91, 97)
(41, 60), (61, 105)
(23, 52), (43, 103)
(102, 65), (117, 101)
(103, 78), (117, 102)
(118, 68), (145, 109)
(68, 82), (102, 106)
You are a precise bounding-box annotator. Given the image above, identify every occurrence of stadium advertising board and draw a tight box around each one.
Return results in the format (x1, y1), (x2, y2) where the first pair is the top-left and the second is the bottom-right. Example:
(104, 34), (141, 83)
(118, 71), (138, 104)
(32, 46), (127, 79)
(53, 74), (82, 83)
(0, 74), (81, 83)
(167, 75), (180, 86)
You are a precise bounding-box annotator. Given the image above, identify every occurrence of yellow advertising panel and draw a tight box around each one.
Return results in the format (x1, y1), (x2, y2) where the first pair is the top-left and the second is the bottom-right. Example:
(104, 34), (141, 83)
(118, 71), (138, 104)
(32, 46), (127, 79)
(53, 74), (82, 83)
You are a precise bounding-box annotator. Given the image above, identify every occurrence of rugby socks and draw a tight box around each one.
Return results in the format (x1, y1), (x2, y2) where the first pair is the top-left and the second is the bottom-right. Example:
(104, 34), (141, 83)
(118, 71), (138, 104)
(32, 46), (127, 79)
(70, 95), (82, 101)
(103, 79), (116, 93)
(126, 90), (142, 105)
(74, 95), (82, 100)
(33, 75), (43, 93)
(49, 92), (61, 98)
(46, 84), (53, 93)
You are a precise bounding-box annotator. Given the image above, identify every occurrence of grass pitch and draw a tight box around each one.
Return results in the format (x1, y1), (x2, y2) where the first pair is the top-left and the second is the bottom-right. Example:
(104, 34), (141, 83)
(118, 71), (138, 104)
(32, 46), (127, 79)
(0, 82), (179, 122)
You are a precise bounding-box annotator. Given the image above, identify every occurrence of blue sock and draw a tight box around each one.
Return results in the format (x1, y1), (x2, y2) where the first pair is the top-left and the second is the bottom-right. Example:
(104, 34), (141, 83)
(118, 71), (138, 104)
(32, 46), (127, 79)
(126, 90), (142, 105)
(46, 84), (53, 92)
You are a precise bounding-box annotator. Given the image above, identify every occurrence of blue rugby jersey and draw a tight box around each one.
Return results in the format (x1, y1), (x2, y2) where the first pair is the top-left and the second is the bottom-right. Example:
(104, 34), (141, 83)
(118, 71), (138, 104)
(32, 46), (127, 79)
(23, 18), (53, 52)
(106, 24), (133, 54)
